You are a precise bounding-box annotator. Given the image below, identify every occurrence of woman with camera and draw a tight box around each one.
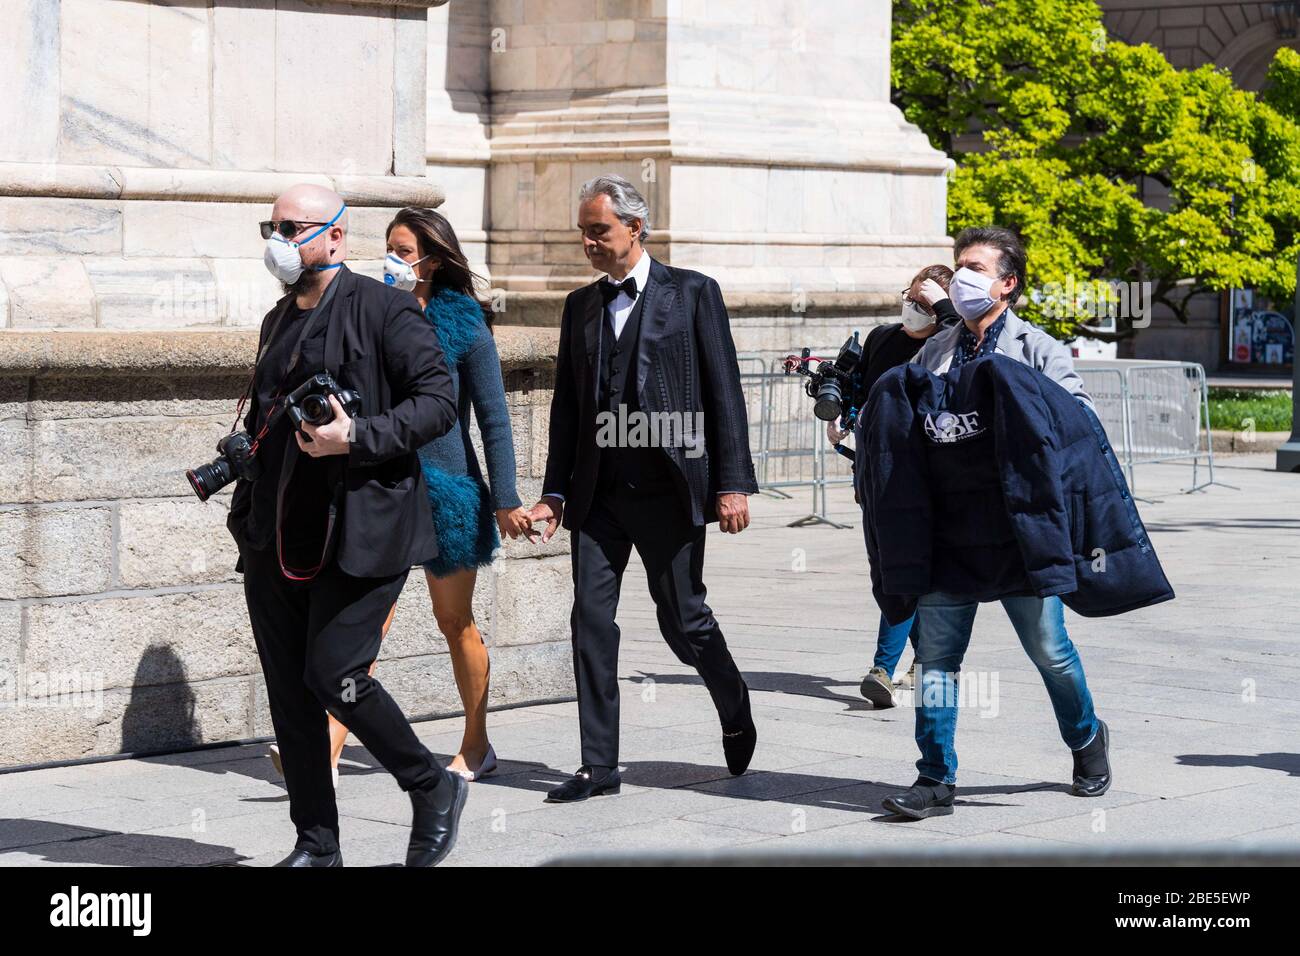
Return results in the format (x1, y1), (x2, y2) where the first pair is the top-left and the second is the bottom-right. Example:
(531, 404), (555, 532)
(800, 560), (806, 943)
(268, 207), (530, 786)
(835, 264), (958, 707)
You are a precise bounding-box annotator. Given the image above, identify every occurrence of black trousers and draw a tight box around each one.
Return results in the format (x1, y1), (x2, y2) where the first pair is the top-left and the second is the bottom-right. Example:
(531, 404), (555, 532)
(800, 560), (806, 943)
(239, 542), (443, 854)
(570, 483), (749, 768)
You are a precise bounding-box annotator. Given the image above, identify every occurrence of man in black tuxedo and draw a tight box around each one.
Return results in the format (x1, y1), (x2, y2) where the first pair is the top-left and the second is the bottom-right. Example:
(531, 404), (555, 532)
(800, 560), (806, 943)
(223, 183), (467, 866)
(527, 174), (759, 802)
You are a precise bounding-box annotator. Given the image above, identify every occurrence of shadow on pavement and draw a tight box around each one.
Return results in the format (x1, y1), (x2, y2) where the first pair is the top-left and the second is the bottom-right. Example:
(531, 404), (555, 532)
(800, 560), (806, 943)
(1177, 752), (1300, 777)
(0, 819), (247, 866)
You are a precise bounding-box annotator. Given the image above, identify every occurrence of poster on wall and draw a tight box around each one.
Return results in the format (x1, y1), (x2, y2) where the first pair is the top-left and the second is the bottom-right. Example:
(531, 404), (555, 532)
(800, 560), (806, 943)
(1229, 289), (1295, 365)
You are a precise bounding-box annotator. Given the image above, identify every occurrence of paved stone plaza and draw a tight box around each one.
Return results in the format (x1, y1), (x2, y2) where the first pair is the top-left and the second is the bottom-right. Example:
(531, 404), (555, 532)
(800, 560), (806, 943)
(1, 453), (1297, 866)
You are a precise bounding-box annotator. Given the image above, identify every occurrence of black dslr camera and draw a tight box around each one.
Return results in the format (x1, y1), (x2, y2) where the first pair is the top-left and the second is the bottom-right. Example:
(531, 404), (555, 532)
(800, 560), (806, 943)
(783, 332), (864, 425)
(186, 372), (363, 501)
(285, 372), (363, 435)
(186, 430), (261, 502)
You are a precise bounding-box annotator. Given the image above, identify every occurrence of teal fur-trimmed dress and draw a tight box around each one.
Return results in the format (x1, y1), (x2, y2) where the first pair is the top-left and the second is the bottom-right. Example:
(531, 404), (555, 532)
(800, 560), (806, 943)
(416, 287), (522, 577)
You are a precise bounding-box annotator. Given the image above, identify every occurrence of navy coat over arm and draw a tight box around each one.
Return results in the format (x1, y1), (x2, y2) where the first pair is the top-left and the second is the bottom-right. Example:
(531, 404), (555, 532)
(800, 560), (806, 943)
(861, 355), (1174, 626)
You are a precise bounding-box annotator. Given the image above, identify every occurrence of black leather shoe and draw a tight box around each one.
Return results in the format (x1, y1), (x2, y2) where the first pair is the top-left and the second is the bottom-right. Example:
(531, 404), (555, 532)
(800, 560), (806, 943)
(881, 777), (956, 819)
(1071, 719), (1112, 797)
(273, 847), (342, 867)
(406, 770), (468, 867)
(722, 683), (757, 776)
(545, 766), (621, 803)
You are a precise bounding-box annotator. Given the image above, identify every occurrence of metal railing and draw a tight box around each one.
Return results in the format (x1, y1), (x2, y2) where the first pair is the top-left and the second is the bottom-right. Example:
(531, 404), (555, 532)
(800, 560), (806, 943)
(737, 351), (853, 527)
(1076, 359), (1232, 495)
(735, 355), (1231, 528)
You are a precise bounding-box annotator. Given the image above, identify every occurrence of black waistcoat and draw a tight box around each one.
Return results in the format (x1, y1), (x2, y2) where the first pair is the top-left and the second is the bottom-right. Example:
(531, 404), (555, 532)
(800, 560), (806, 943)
(595, 288), (675, 493)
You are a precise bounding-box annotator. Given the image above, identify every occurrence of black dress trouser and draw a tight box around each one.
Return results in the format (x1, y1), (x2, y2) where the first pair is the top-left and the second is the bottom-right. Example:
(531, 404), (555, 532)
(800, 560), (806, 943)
(570, 482), (749, 769)
(239, 542), (443, 854)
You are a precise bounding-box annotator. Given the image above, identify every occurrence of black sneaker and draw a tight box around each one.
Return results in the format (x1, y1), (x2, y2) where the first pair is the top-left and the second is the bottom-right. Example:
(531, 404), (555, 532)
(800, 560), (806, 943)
(882, 777), (956, 819)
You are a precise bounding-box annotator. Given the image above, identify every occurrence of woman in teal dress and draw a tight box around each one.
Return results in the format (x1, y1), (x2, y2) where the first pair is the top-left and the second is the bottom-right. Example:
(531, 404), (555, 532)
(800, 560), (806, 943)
(330, 207), (532, 781)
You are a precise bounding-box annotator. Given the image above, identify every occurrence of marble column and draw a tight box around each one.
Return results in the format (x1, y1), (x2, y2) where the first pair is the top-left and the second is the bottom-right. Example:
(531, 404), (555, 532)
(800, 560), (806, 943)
(0, 0), (450, 330)
(479, 0), (951, 293)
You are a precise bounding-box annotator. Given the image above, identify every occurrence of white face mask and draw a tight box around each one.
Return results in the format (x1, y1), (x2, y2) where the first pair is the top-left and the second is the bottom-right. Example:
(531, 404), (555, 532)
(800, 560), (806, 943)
(382, 252), (431, 292)
(949, 266), (1001, 321)
(262, 204), (347, 285)
(264, 235), (306, 284)
(900, 300), (935, 332)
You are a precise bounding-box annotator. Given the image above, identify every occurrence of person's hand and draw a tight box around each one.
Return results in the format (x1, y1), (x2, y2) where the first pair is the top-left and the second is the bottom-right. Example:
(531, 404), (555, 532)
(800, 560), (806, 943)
(525, 495), (564, 543)
(915, 278), (948, 307)
(826, 420), (848, 444)
(496, 506), (535, 541)
(296, 394), (352, 457)
(717, 492), (750, 534)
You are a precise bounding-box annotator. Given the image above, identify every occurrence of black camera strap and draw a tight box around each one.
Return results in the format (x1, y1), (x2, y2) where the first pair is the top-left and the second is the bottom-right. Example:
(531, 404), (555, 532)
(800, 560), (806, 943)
(271, 277), (346, 585)
(283, 274), (341, 380)
(235, 275), (343, 450)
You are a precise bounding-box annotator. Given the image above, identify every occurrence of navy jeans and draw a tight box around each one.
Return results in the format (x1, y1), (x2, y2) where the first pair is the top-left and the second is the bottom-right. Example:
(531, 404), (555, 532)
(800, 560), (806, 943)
(912, 592), (1099, 785)
(873, 611), (919, 676)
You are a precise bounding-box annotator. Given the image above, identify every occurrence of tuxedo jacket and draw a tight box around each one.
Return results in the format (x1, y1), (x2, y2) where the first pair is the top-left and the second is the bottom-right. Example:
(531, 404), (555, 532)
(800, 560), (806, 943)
(543, 257), (758, 530)
(228, 265), (458, 578)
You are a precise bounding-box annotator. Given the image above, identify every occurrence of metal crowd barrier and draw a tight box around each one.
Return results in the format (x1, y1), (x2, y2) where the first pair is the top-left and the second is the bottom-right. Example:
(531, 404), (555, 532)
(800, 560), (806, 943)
(737, 350), (853, 527)
(735, 355), (1227, 529)
(1076, 359), (1228, 494)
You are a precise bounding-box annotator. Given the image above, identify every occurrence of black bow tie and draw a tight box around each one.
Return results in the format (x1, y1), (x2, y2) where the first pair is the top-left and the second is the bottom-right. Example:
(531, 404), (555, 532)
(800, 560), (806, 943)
(599, 276), (638, 303)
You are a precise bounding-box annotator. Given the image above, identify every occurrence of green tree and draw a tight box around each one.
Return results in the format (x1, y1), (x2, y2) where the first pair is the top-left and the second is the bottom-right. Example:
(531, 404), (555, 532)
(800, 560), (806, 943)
(892, 0), (1300, 339)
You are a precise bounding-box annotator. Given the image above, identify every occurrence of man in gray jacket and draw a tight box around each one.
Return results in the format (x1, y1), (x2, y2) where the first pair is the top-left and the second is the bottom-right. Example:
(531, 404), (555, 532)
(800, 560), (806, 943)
(911, 244), (1094, 412)
(881, 226), (1112, 820)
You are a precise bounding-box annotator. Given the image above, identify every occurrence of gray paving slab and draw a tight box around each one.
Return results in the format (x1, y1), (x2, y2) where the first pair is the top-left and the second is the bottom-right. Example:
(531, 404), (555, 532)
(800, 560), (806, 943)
(1, 455), (1298, 864)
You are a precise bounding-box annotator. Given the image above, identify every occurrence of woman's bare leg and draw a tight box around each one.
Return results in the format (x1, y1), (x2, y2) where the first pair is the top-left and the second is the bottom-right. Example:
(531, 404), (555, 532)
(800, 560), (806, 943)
(427, 568), (490, 772)
(328, 601), (398, 769)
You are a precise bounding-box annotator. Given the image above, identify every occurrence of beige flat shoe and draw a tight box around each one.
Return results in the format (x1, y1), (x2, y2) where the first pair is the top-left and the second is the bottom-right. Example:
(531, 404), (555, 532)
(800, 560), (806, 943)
(450, 744), (498, 782)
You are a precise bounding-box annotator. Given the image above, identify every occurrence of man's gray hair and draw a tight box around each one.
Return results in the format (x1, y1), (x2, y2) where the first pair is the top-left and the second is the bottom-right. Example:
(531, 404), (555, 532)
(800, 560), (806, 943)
(579, 174), (650, 241)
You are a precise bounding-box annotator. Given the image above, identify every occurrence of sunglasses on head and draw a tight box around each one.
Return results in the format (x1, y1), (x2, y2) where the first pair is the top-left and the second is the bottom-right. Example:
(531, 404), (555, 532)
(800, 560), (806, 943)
(259, 219), (331, 241)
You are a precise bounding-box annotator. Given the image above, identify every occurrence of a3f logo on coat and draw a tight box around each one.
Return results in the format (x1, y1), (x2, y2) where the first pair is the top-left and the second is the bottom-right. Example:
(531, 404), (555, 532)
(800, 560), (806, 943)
(924, 411), (984, 443)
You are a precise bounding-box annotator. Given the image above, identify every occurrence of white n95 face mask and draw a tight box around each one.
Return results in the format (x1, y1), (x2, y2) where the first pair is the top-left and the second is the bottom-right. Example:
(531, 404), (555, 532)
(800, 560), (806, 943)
(264, 235), (306, 284)
(948, 266), (1000, 321)
(262, 204), (347, 285)
(900, 300), (935, 332)
(382, 253), (431, 292)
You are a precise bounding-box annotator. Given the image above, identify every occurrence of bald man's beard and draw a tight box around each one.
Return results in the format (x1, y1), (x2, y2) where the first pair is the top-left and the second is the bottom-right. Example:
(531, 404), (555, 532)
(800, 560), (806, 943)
(281, 265), (330, 297)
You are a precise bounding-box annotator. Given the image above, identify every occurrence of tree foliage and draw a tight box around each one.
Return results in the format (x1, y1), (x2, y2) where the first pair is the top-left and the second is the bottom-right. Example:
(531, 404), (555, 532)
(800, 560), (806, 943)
(892, 0), (1300, 338)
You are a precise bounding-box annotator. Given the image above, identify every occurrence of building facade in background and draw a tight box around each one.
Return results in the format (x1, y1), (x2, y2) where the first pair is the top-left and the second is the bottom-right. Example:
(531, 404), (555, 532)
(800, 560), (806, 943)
(1100, 0), (1299, 373)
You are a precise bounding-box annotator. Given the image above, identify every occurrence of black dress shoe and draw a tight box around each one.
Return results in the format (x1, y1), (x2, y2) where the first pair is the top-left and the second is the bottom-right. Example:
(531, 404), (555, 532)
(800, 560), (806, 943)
(881, 777), (956, 819)
(545, 766), (621, 803)
(1071, 719), (1112, 797)
(406, 770), (468, 867)
(722, 683), (757, 776)
(273, 847), (342, 867)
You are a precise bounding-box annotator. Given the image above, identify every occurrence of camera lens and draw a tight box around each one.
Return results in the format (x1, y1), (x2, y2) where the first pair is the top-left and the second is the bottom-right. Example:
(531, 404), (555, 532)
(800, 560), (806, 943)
(300, 394), (332, 426)
(186, 457), (234, 502)
(813, 380), (842, 422)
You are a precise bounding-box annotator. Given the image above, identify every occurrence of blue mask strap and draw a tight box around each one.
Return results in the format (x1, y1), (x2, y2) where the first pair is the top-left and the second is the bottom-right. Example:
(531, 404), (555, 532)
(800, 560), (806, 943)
(298, 203), (346, 271)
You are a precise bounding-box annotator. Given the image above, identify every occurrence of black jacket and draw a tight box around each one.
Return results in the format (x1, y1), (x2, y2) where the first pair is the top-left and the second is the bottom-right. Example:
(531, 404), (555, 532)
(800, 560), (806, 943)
(860, 355), (1174, 625)
(228, 266), (458, 578)
(543, 257), (758, 529)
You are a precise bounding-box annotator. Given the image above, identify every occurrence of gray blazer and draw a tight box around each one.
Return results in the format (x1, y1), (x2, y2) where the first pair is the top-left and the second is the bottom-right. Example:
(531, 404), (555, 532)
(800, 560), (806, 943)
(912, 306), (1094, 410)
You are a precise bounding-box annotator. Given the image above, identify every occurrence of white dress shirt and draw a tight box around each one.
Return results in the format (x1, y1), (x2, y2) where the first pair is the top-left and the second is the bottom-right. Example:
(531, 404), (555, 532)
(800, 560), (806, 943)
(604, 250), (653, 339)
